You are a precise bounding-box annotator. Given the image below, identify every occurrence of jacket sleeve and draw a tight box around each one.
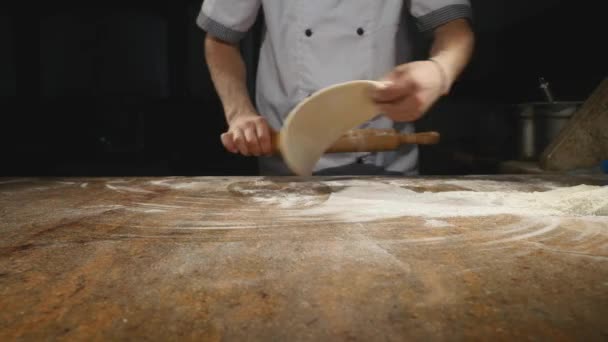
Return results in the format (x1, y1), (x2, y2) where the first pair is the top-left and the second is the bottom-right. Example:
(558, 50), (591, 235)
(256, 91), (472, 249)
(196, 0), (262, 44)
(408, 0), (473, 32)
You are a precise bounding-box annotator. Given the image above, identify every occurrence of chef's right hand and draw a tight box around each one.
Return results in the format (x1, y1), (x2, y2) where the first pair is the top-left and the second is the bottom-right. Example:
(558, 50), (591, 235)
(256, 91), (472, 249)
(221, 112), (273, 157)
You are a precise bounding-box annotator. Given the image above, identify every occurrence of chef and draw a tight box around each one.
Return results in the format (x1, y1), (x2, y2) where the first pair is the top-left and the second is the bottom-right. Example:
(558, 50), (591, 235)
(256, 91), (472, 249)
(197, 0), (475, 176)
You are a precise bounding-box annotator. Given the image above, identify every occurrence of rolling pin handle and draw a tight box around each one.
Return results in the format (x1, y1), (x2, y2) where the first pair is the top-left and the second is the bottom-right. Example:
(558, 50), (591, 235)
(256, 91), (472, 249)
(271, 129), (440, 155)
(399, 131), (441, 145)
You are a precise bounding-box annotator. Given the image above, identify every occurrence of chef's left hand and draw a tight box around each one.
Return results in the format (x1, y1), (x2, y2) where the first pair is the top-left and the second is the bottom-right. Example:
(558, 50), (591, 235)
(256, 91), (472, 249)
(371, 60), (447, 122)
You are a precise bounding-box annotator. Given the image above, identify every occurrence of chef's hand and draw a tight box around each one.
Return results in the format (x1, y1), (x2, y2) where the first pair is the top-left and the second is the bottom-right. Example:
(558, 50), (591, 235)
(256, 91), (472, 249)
(372, 60), (448, 122)
(221, 112), (273, 156)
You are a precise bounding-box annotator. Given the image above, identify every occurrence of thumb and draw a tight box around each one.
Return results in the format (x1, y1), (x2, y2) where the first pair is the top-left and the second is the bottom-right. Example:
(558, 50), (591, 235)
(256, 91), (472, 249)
(221, 132), (238, 154)
(371, 79), (400, 102)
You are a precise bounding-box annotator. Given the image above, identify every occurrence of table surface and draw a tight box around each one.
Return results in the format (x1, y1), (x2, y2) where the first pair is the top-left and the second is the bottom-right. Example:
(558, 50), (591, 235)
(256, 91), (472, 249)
(1, 175), (607, 341)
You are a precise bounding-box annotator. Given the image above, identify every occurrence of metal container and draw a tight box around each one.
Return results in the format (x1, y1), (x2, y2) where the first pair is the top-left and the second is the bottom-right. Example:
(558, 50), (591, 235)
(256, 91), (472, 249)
(516, 101), (582, 160)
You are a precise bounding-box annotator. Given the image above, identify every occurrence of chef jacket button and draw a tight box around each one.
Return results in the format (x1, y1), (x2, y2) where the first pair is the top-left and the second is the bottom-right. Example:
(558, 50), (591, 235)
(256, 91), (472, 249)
(357, 27), (365, 36)
(305, 29), (313, 37)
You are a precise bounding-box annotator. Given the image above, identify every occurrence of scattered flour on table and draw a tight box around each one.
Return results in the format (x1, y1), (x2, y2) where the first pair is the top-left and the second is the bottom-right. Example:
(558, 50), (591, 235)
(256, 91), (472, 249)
(150, 179), (201, 189)
(105, 183), (154, 194)
(246, 191), (322, 209)
(291, 183), (608, 222)
(235, 180), (327, 209)
(424, 220), (454, 228)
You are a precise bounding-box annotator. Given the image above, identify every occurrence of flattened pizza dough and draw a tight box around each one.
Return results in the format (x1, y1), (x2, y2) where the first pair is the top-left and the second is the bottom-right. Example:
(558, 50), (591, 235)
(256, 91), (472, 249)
(279, 80), (384, 176)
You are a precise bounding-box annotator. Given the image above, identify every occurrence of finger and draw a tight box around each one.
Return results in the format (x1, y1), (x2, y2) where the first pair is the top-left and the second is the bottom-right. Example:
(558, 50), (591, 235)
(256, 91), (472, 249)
(221, 132), (238, 153)
(243, 125), (262, 156)
(372, 79), (418, 103)
(255, 120), (273, 156)
(233, 128), (250, 156)
(378, 96), (424, 122)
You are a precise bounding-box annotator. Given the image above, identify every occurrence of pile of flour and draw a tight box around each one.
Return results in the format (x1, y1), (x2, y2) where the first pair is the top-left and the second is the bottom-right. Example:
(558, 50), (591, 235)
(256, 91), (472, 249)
(290, 183), (608, 222)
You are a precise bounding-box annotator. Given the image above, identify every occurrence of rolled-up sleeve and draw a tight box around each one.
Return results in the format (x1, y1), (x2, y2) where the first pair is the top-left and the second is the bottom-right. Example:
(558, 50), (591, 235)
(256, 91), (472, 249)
(196, 0), (262, 44)
(409, 0), (473, 32)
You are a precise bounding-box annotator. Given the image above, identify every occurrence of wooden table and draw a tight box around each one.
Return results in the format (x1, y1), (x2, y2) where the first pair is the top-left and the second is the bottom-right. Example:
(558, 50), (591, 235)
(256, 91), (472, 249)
(1, 175), (607, 341)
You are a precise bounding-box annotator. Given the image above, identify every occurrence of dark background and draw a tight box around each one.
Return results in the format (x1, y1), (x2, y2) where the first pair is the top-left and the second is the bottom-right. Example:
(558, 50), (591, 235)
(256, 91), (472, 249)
(0, 0), (605, 176)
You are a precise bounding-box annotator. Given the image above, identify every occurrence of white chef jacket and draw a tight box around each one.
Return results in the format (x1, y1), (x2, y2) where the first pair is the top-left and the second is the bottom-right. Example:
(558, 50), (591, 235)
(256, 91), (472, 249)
(197, 0), (472, 176)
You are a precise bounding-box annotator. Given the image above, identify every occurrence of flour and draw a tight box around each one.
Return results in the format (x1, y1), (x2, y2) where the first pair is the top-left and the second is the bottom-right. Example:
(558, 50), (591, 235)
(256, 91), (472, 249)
(134, 203), (184, 209)
(248, 192), (321, 209)
(151, 180), (201, 190)
(425, 220), (453, 228)
(291, 183), (608, 222)
(106, 184), (154, 194)
(126, 208), (166, 214)
(150, 178), (232, 192)
(231, 180), (329, 209)
(139, 177), (608, 223)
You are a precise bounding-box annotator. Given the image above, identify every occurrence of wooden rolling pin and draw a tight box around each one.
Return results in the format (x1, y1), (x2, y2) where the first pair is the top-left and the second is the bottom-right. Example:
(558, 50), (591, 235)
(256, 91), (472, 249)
(271, 129), (440, 154)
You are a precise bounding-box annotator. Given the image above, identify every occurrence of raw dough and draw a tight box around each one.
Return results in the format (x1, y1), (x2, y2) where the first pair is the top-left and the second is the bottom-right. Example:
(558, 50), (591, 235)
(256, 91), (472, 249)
(279, 80), (384, 176)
